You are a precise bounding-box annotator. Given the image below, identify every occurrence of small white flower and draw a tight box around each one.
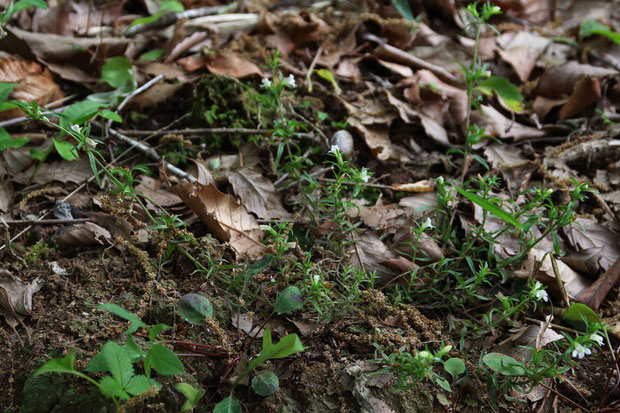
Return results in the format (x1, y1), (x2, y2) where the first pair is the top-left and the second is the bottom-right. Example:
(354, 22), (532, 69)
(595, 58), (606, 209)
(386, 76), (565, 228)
(261, 78), (272, 88)
(422, 217), (434, 230)
(85, 138), (97, 147)
(359, 167), (370, 183)
(535, 289), (548, 302)
(282, 74), (296, 88)
(313, 274), (321, 285)
(329, 144), (340, 155)
(70, 124), (81, 134)
(590, 333), (604, 346)
(532, 281), (549, 302)
(571, 342), (592, 359)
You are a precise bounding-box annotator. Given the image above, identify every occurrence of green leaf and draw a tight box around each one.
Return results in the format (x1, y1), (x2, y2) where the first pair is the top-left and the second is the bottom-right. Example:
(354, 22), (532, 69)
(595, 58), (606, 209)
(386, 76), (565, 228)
(99, 303), (147, 334)
(246, 329), (304, 374)
(482, 353), (526, 376)
(175, 383), (206, 412)
(30, 148), (45, 160)
(98, 376), (130, 400)
(99, 342), (134, 388)
(436, 377), (452, 392)
(160, 0), (184, 12)
(34, 350), (78, 376)
(444, 358), (465, 379)
(454, 186), (522, 229)
(124, 333), (147, 363)
(13, 0), (47, 13)
(52, 138), (79, 161)
(130, 12), (162, 28)
(214, 396), (242, 413)
(0, 127), (29, 151)
(580, 20), (620, 46)
(390, 0), (414, 20)
(125, 375), (159, 396)
(101, 57), (135, 89)
(275, 286), (303, 315)
(177, 294), (213, 325)
(60, 99), (106, 129)
(139, 49), (164, 62)
(563, 303), (601, 331)
(148, 323), (169, 342)
(99, 109), (122, 123)
(476, 76), (524, 111)
(145, 343), (185, 376)
(315, 69), (341, 94)
(0, 82), (17, 103)
(251, 370), (279, 396)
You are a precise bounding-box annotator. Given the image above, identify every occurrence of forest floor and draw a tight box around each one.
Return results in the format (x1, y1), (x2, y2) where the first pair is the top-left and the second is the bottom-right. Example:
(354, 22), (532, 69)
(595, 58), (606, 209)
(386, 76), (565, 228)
(0, 0), (619, 412)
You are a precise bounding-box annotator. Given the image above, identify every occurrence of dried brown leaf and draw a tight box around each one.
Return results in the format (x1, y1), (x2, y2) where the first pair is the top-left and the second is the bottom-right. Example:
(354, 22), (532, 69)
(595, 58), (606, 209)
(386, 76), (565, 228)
(13, 159), (92, 185)
(171, 181), (269, 258)
(228, 168), (293, 221)
(564, 218), (620, 271)
(53, 222), (113, 249)
(205, 51), (263, 79)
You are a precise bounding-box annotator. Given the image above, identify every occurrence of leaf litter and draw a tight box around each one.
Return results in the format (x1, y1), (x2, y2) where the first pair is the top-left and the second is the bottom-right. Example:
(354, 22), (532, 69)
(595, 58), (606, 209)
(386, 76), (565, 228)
(0, 0), (619, 412)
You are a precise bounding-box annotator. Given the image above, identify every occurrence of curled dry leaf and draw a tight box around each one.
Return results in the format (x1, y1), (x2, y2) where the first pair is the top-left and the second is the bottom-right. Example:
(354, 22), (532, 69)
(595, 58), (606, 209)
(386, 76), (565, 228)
(564, 217), (620, 272)
(391, 179), (435, 193)
(204, 51), (263, 79)
(171, 181), (269, 258)
(53, 222), (113, 249)
(0, 269), (44, 316)
(228, 168), (293, 221)
(348, 231), (417, 285)
(0, 58), (64, 120)
(523, 248), (592, 299)
(0, 180), (12, 213)
(13, 159), (93, 185)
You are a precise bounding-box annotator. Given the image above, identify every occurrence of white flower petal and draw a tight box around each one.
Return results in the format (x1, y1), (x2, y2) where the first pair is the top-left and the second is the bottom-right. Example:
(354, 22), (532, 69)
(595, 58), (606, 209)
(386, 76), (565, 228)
(329, 144), (340, 154)
(590, 334), (604, 346)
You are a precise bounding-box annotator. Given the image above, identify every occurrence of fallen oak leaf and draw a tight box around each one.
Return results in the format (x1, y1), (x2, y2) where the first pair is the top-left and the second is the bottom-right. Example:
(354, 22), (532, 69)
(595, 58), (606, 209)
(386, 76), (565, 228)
(171, 181), (270, 259)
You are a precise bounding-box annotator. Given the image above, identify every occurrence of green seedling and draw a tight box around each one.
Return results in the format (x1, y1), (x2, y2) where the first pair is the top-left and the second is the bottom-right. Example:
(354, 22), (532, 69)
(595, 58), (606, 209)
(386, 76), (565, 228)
(177, 293), (213, 325)
(214, 329), (304, 411)
(34, 304), (186, 411)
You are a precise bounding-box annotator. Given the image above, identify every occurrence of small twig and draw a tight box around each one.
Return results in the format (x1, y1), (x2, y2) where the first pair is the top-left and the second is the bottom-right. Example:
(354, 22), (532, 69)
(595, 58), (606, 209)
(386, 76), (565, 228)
(118, 127), (270, 137)
(306, 44), (323, 93)
(1, 218), (90, 225)
(106, 74), (165, 130)
(124, 3), (238, 36)
(99, 124), (197, 183)
(362, 33), (462, 86)
(315, 177), (393, 189)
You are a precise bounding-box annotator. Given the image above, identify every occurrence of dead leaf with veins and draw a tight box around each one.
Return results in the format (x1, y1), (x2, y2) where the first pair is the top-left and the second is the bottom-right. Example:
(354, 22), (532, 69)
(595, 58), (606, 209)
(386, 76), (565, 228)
(564, 217), (620, 271)
(171, 181), (270, 259)
(229, 168), (293, 221)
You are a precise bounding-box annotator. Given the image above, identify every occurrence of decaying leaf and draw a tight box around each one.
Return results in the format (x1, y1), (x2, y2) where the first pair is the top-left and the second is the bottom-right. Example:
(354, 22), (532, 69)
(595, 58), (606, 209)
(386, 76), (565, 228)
(53, 222), (113, 249)
(171, 181), (269, 258)
(348, 231), (417, 285)
(0, 269), (44, 330)
(204, 51), (263, 79)
(564, 218), (620, 271)
(229, 168), (293, 221)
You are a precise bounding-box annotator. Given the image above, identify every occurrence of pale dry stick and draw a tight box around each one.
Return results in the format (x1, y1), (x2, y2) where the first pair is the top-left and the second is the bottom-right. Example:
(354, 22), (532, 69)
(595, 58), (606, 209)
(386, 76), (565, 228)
(124, 3), (238, 36)
(305, 44), (324, 93)
(362, 33), (462, 86)
(549, 253), (570, 306)
(101, 124), (197, 183)
(2, 218), (90, 225)
(117, 127), (270, 137)
(105, 74), (165, 130)
(0, 124), (195, 252)
(0, 93), (78, 129)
